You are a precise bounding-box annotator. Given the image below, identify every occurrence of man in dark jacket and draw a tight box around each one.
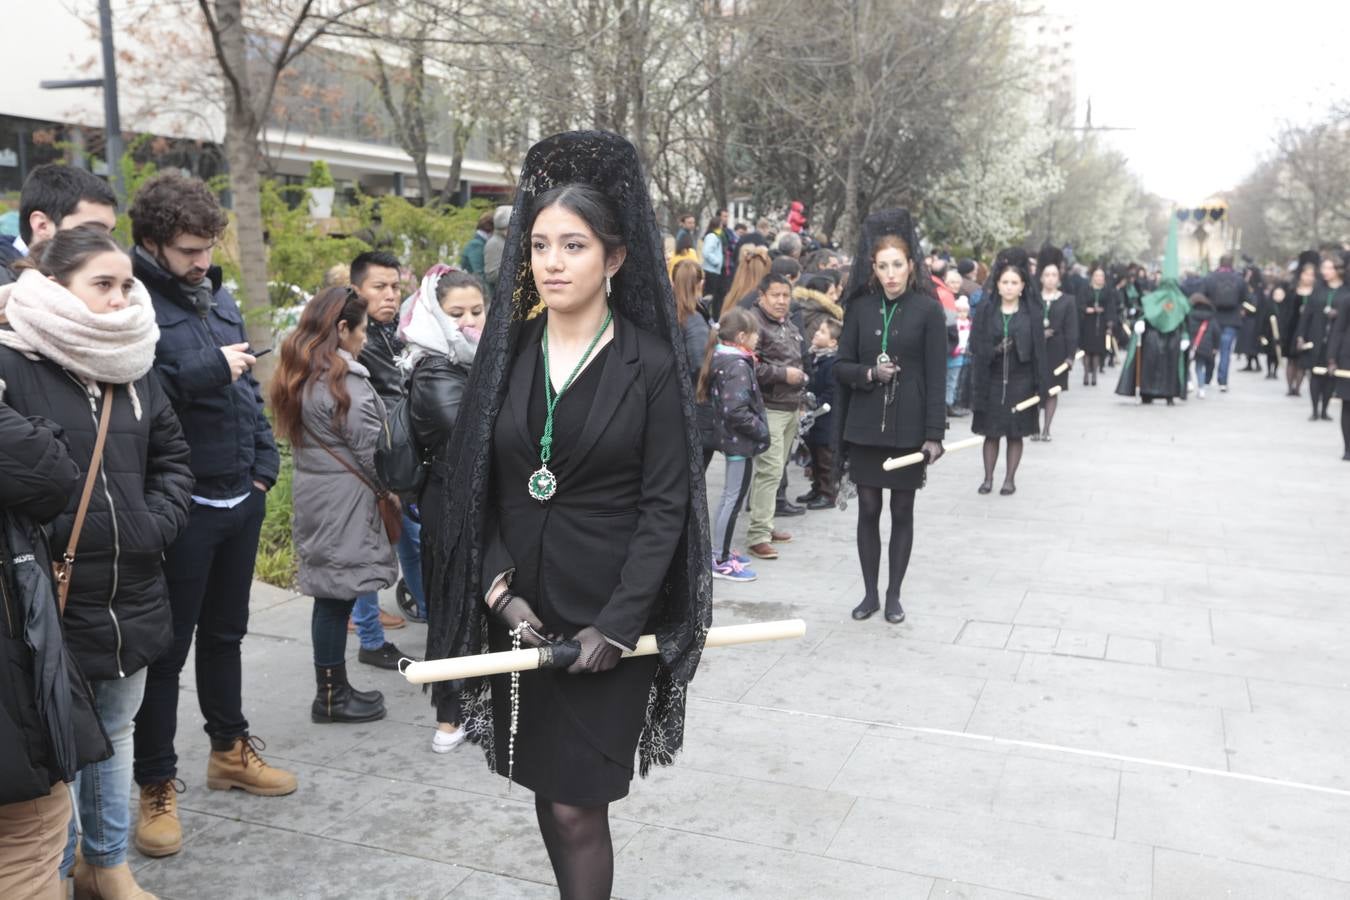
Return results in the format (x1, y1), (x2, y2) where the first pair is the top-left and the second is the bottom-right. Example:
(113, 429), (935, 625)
(128, 174), (295, 859)
(1201, 255), (1252, 391)
(350, 250), (422, 653)
(0, 163), (118, 285)
(746, 274), (806, 560)
(0, 401), (110, 897)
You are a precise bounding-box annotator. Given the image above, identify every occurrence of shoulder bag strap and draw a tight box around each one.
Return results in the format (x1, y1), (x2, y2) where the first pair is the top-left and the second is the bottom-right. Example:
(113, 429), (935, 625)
(57, 386), (114, 615)
(302, 425), (381, 495)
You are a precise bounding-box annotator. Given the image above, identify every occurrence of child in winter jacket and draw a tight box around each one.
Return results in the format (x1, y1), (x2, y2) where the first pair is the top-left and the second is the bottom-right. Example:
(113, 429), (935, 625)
(697, 308), (769, 581)
(800, 317), (841, 507)
(1188, 293), (1220, 395)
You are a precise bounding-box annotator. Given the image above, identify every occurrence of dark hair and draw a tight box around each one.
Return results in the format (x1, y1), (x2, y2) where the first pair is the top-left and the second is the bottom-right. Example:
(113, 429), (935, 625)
(529, 184), (624, 255)
(675, 232), (695, 254)
(803, 273), (835, 294)
(270, 287), (368, 445)
(476, 210), (495, 232)
(816, 318), (843, 341)
(678, 211), (695, 223)
(759, 273), (791, 293)
(13, 224), (125, 286)
(696, 306), (758, 403)
(435, 270), (486, 305)
(1219, 254), (1233, 268)
(704, 218), (721, 237)
(991, 258), (1029, 299)
(129, 173), (228, 247)
(770, 257), (801, 280)
(350, 250), (402, 286)
(19, 164), (117, 244)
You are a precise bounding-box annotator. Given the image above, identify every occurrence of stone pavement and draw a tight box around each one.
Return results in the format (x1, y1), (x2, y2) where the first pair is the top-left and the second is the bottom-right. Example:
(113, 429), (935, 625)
(132, 366), (1350, 899)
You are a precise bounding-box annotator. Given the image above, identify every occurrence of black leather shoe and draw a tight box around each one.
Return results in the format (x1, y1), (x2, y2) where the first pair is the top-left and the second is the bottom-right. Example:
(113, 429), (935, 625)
(884, 599), (905, 624)
(1321, 412), (1333, 421)
(795, 490), (820, 504)
(978, 481), (993, 494)
(775, 502), (806, 517)
(1000, 483), (1016, 496)
(851, 599), (880, 621)
(358, 642), (408, 670)
(806, 495), (834, 510)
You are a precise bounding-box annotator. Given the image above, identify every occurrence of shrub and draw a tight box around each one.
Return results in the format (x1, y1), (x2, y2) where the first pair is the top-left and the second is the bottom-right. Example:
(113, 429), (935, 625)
(254, 443), (297, 589)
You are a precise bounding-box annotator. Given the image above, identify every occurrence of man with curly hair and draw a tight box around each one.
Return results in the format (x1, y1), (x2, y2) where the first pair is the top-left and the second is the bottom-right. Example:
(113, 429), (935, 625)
(128, 174), (296, 860)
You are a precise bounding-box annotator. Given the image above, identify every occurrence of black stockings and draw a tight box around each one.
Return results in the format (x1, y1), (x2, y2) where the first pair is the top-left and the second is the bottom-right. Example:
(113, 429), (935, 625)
(535, 798), (613, 900)
(1309, 374), (1332, 418)
(1041, 394), (1058, 437)
(1342, 403), (1350, 455)
(855, 486), (916, 606)
(981, 437), (1024, 488)
(1287, 361), (1304, 395)
(1084, 355), (1102, 384)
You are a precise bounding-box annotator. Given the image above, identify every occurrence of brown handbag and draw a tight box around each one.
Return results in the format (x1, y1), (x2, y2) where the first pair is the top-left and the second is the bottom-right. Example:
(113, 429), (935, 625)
(304, 426), (402, 544)
(54, 386), (115, 615)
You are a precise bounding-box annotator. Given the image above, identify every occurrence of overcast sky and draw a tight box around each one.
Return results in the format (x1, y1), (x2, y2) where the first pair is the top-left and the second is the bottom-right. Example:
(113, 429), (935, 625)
(1047, 0), (1349, 203)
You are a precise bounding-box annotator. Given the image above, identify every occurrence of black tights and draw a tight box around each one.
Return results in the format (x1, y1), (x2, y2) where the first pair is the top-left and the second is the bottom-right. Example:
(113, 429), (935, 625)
(1041, 394), (1058, 436)
(981, 436), (1024, 487)
(1342, 402), (1350, 455)
(535, 797), (613, 900)
(1309, 374), (1332, 418)
(1084, 355), (1102, 383)
(855, 486), (916, 607)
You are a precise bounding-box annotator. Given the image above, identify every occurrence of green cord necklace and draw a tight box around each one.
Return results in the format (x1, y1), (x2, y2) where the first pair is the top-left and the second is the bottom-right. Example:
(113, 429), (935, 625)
(877, 295), (900, 365)
(528, 307), (614, 502)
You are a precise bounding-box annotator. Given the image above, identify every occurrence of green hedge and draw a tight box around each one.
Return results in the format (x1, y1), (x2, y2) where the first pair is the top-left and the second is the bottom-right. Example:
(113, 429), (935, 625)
(254, 443), (297, 588)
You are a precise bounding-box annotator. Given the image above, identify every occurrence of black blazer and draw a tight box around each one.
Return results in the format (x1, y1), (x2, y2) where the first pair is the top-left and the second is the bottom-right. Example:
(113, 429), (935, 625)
(1042, 292), (1080, 367)
(484, 314), (690, 650)
(835, 289), (947, 447)
(970, 296), (1051, 412)
(1297, 286), (1343, 366)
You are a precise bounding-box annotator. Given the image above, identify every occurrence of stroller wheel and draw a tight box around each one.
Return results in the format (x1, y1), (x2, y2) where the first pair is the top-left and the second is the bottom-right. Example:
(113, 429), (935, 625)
(396, 578), (424, 623)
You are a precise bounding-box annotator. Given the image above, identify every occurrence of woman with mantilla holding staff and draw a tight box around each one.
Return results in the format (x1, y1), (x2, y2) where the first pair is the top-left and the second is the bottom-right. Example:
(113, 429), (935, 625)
(421, 131), (713, 900)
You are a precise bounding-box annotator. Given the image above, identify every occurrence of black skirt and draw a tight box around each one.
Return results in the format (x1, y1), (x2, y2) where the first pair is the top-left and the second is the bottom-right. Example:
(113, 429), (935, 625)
(971, 355), (1039, 439)
(846, 442), (926, 490)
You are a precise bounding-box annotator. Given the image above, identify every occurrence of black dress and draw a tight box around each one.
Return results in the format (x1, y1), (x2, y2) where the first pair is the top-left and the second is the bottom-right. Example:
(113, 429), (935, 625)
(970, 300), (1047, 439)
(833, 289), (948, 491)
(1077, 288), (1115, 356)
(1042, 292), (1079, 390)
(484, 315), (686, 806)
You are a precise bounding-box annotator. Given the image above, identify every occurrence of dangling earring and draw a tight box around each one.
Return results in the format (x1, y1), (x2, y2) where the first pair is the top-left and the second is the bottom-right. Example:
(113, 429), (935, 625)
(605, 275), (612, 299)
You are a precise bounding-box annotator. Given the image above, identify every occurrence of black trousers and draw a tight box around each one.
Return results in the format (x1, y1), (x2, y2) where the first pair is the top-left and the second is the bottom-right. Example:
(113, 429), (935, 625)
(134, 490), (267, 784)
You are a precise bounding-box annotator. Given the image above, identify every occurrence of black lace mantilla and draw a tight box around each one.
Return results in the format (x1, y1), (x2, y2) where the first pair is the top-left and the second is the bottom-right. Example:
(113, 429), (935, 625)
(424, 130), (714, 777)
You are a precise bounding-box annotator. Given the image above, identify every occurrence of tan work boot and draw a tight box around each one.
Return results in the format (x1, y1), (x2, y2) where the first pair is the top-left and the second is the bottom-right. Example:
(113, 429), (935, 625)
(134, 780), (183, 858)
(206, 735), (298, 796)
(72, 859), (158, 900)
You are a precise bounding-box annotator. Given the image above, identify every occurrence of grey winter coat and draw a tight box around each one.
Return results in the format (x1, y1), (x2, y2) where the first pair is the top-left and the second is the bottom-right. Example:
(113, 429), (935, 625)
(293, 351), (397, 599)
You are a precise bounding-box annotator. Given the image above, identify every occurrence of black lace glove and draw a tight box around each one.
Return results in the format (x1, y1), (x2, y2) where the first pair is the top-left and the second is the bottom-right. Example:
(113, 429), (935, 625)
(491, 592), (550, 647)
(566, 626), (623, 675)
(921, 440), (944, 464)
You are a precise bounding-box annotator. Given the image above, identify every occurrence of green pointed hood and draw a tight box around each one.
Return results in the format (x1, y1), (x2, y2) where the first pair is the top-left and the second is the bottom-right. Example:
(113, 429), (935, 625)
(1141, 215), (1189, 332)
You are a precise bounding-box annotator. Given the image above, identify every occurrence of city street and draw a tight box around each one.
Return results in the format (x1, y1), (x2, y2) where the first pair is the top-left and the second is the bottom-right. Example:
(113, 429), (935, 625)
(135, 366), (1350, 900)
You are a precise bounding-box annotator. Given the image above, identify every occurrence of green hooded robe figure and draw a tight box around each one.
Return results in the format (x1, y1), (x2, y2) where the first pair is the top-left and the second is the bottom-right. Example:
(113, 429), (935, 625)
(1117, 218), (1191, 403)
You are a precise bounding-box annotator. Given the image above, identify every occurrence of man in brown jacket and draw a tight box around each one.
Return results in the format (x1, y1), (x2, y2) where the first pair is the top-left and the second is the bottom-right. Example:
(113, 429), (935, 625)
(746, 274), (806, 560)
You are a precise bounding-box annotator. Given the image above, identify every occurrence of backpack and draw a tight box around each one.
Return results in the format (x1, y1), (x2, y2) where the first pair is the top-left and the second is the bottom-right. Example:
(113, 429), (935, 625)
(375, 365), (428, 500)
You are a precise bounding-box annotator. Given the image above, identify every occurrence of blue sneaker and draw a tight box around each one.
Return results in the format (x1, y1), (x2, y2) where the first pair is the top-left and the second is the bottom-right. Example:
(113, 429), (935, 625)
(727, 549), (752, 565)
(712, 558), (757, 582)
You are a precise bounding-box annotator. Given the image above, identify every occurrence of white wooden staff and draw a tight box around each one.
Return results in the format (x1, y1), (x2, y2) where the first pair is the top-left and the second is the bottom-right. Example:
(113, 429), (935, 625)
(882, 435), (983, 471)
(1053, 350), (1085, 376)
(1243, 301), (1258, 314)
(1269, 315), (1282, 365)
(1012, 385), (1062, 412)
(400, 619), (807, 685)
(1311, 366), (1350, 378)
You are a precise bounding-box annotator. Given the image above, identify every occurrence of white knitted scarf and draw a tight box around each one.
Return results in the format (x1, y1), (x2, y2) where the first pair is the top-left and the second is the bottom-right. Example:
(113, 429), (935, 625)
(399, 263), (481, 370)
(0, 268), (160, 419)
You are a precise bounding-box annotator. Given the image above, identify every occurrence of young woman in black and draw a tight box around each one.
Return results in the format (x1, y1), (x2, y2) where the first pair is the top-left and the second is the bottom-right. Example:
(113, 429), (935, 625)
(423, 132), (712, 900)
(1077, 263), (1116, 385)
(1035, 245), (1079, 441)
(833, 209), (946, 625)
(971, 250), (1050, 496)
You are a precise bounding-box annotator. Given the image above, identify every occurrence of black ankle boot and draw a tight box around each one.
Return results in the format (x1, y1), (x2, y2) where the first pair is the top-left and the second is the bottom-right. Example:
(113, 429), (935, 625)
(312, 663), (386, 724)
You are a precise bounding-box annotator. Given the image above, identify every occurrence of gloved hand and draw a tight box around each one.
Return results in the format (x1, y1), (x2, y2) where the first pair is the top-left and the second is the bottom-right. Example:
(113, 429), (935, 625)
(491, 593), (551, 647)
(566, 626), (623, 674)
(921, 440), (944, 464)
(1134, 320), (1146, 335)
(1180, 338), (1190, 351)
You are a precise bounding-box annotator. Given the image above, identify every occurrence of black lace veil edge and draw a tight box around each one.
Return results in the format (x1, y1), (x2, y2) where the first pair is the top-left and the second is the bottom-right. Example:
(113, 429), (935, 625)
(423, 130), (713, 774)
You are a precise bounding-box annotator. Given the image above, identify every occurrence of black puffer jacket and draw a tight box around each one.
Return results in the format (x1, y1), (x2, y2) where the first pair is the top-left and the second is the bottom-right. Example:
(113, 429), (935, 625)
(134, 250), (280, 501)
(0, 346), (194, 680)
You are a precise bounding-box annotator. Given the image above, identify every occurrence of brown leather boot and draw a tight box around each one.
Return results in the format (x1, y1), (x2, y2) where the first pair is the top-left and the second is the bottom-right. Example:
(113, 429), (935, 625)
(206, 735), (298, 796)
(134, 780), (183, 858)
(71, 860), (157, 900)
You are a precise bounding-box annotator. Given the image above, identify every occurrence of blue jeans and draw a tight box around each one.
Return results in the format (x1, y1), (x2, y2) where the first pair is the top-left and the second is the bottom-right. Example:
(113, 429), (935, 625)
(1217, 325), (1240, 385)
(1195, 355), (1214, 387)
(351, 593), (387, 651)
(396, 512), (424, 618)
(945, 364), (964, 406)
(63, 668), (148, 873)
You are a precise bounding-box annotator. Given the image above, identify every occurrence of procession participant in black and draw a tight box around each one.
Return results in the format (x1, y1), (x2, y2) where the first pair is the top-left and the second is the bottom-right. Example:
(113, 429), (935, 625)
(971, 250), (1049, 496)
(1296, 254), (1343, 421)
(832, 209), (946, 625)
(1076, 263), (1116, 386)
(1034, 245), (1078, 441)
(1237, 266), (1266, 372)
(422, 131), (712, 900)
(1256, 277), (1283, 381)
(1325, 267), (1350, 460)
(1281, 251), (1319, 396)
(1115, 283), (1190, 405)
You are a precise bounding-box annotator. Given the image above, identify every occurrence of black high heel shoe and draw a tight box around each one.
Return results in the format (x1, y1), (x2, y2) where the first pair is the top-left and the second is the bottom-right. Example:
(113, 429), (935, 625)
(884, 598), (905, 624)
(1000, 482), (1016, 496)
(851, 598), (880, 621)
(978, 480), (993, 494)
